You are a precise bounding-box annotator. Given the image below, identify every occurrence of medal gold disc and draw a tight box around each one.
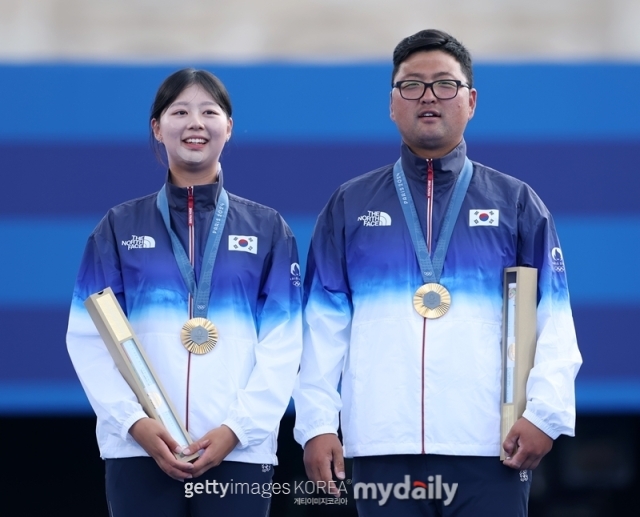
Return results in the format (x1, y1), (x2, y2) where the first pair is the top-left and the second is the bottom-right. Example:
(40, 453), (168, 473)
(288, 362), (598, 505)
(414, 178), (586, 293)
(413, 283), (451, 319)
(180, 317), (219, 354)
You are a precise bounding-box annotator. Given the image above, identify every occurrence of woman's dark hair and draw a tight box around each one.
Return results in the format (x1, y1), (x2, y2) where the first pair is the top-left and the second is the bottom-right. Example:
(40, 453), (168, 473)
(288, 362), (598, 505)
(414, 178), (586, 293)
(392, 29), (473, 88)
(149, 68), (232, 160)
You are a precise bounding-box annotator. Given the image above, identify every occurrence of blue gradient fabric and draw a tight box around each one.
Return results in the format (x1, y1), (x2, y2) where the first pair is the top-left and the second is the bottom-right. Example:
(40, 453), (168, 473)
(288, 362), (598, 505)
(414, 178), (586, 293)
(293, 141), (582, 457)
(67, 180), (302, 464)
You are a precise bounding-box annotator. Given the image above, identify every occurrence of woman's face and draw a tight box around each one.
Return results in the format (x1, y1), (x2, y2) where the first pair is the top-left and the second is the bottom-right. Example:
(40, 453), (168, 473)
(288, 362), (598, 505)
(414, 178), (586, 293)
(152, 84), (232, 178)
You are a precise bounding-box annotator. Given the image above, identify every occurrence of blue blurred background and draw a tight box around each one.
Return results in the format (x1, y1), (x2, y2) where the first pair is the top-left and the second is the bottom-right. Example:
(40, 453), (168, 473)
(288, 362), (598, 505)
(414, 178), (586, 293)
(1, 63), (638, 416)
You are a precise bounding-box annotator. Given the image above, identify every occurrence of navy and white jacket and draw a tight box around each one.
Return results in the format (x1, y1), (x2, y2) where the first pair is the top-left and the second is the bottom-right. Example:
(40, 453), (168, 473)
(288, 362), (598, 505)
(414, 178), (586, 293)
(67, 179), (302, 465)
(293, 141), (582, 458)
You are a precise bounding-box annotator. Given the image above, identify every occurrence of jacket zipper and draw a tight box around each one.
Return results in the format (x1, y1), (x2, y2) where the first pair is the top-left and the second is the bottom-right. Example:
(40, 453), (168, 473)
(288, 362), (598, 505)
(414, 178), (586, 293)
(421, 159), (434, 454)
(185, 186), (195, 431)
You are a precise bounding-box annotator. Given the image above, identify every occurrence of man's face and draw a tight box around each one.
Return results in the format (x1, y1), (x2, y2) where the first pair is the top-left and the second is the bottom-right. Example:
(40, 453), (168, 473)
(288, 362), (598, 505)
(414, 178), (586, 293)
(390, 50), (477, 159)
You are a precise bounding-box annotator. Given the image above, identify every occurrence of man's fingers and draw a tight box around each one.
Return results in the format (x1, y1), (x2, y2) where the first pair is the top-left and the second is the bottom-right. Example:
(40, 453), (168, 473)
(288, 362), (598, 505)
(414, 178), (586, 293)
(503, 447), (527, 469)
(303, 452), (332, 483)
(502, 430), (522, 468)
(328, 450), (345, 496)
(316, 456), (334, 484)
(332, 446), (346, 480)
(303, 433), (345, 493)
(309, 458), (338, 496)
(503, 418), (553, 470)
(502, 434), (517, 457)
(511, 449), (542, 471)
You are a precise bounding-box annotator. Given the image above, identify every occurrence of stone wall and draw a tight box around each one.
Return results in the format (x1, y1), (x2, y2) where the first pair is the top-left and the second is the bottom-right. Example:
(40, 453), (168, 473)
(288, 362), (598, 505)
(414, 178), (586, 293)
(1, 0), (639, 61)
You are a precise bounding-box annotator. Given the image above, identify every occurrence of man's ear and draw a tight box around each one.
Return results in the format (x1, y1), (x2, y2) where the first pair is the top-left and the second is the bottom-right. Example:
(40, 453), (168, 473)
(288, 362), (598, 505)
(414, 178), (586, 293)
(467, 88), (477, 121)
(389, 91), (396, 123)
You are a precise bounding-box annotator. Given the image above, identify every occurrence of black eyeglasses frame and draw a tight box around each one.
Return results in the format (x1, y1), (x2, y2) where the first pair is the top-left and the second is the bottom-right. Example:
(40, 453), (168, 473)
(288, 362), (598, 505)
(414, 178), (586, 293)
(392, 79), (471, 100)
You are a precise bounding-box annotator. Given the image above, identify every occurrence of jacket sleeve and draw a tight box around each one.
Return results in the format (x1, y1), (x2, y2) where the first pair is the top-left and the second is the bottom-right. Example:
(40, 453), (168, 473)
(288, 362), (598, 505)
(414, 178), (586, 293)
(221, 214), (303, 448)
(292, 191), (353, 448)
(66, 213), (148, 442)
(517, 186), (582, 439)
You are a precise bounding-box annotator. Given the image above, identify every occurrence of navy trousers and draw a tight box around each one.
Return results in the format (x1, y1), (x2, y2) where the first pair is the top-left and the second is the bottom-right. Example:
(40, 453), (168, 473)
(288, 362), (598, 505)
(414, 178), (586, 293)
(352, 454), (531, 517)
(105, 457), (274, 517)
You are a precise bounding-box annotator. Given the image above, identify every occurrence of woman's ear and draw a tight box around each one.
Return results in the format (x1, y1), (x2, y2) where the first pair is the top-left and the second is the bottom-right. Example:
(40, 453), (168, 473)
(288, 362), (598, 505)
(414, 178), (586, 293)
(151, 119), (163, 142)
(226, 117), (233, 142)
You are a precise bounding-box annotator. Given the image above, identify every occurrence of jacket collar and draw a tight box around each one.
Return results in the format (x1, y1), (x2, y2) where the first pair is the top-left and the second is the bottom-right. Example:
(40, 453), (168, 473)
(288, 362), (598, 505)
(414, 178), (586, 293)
(164, 169), (224, 211)
(400, 140), (467, 185)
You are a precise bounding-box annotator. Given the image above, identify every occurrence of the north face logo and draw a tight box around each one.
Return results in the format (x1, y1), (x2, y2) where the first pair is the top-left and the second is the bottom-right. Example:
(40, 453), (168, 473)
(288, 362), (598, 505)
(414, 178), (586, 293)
(121, 235), (155, 250)
(357, 211), (392, 227)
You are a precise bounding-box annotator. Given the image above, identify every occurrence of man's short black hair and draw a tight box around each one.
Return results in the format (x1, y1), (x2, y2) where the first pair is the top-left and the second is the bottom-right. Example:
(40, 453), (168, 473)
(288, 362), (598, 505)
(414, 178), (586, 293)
(392, 29), (473, 88)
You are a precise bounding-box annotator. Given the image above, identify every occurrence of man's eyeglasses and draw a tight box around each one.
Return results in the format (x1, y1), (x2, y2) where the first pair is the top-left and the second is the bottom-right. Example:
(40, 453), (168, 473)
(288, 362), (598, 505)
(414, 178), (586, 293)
(392, 80), (470, 100)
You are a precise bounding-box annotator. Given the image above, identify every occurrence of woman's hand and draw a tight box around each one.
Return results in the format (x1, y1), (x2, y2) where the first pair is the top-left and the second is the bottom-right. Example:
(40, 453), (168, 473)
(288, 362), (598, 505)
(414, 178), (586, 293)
(129, 417), (195, 480)
(184, 425), (239, 478)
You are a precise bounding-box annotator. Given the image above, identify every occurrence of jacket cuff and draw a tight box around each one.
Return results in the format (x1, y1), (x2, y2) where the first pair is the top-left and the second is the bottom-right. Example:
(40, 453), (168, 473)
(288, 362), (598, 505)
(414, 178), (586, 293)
(221, 419), (249, 449)
(294, 425), (339, 449)
(120, 410), (149, 441)
(522, 409), (560, 440)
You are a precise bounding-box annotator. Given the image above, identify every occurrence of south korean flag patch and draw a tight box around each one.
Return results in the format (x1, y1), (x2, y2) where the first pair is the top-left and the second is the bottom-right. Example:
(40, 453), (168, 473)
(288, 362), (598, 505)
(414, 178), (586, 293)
(229, 235), (258, 254)
(469, 209), (500, 227)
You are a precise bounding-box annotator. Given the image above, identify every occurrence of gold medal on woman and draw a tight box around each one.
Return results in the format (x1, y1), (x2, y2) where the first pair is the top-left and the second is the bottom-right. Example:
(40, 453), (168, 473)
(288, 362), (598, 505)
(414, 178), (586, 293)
(413, 283), (451, 319)
(181, 318), (218, 354)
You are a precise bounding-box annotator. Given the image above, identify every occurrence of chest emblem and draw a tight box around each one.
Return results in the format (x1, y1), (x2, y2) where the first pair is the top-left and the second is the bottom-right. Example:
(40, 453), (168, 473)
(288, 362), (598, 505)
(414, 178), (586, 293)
(469, 209), (500, 227)
(228, 235), (258, 254)
(357, 211), (392, 227)
(120, 235), (156, 250)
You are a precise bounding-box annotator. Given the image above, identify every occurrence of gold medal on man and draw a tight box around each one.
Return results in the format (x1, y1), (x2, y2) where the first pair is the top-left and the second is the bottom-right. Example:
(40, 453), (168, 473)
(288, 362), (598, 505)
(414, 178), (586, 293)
(413, 283), (451, 319)
(180, 317), (218, 354)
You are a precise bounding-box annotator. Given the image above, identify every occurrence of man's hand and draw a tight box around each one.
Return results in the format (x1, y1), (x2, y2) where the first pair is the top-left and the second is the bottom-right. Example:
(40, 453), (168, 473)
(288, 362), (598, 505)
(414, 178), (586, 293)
(184, 425), (239, 478)
(129, 417), (195, 480)
(502, 417), (553, 470)
(303, 433), (345, 496)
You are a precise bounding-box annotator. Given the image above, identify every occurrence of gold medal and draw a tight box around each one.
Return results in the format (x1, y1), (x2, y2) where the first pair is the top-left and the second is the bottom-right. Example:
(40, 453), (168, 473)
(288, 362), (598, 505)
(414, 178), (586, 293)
(413, 283), (451, 319)
(181, 317), (218, 354)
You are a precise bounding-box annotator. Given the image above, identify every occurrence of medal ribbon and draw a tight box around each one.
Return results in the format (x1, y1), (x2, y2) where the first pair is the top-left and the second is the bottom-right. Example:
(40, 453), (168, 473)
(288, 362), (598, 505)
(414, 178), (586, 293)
(393, 157), (473, 284)
(156, 182), (229, 318)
